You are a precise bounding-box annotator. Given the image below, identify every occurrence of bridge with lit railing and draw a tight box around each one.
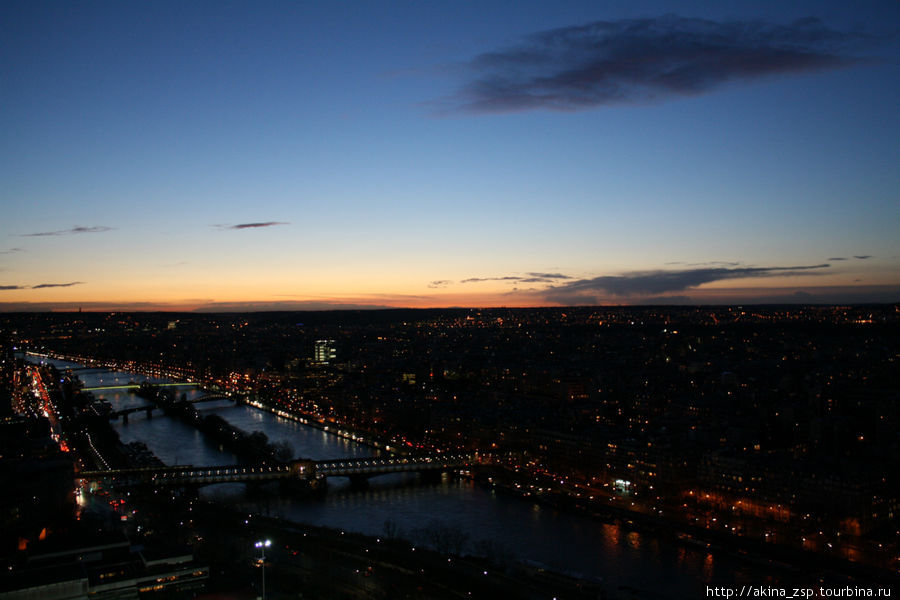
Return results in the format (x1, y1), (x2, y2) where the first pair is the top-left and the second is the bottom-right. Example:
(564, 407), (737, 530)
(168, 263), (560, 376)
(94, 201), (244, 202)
(105, 394), (239, 421)
(314, 454), (473, 478)
(82, 382), (201, 392)
(79, 454), (476, 489)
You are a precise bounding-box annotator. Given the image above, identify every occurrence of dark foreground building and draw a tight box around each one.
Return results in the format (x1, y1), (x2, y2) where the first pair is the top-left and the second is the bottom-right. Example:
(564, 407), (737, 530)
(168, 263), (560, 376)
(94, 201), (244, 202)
(0, 530), (208, 600)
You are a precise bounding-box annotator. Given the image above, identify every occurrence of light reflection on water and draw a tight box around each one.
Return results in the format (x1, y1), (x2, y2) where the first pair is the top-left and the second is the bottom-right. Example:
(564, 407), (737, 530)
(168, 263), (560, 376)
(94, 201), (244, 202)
(33, 355), (791, 597)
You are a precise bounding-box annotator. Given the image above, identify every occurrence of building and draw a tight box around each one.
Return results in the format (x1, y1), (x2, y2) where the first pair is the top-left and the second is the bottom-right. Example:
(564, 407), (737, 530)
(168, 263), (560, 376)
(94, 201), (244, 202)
(313, 340), (336, 366)
(1, 532), (208, 600)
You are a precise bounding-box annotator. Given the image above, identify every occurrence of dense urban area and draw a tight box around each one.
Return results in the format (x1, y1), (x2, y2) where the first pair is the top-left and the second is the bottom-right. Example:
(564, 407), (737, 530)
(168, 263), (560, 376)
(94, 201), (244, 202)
(1, 305), (898, 598)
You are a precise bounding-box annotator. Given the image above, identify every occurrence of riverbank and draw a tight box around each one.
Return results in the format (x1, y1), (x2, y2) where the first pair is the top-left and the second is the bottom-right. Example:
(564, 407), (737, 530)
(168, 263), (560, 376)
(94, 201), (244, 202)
(146, 386), (900, 589)
(244, 397), (401, 455)
(480, 467), (900, 590)
(187, 500), (610, 600)
(32, 353), (899, 594)
(243, 398), (900, 591)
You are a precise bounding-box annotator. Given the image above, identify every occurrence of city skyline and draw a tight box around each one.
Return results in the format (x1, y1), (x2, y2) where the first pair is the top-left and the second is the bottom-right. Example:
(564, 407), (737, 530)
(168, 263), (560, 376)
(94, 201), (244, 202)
(2, 0), (899, 311)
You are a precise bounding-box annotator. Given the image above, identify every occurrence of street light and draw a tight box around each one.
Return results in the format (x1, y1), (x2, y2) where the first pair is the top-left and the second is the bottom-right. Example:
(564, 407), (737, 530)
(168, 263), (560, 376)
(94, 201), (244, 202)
(254, 539), (271, 600)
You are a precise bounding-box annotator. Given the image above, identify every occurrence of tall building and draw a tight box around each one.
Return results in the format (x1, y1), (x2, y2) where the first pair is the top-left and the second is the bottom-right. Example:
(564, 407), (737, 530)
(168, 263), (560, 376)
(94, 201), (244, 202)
(314, 340), (336, 366)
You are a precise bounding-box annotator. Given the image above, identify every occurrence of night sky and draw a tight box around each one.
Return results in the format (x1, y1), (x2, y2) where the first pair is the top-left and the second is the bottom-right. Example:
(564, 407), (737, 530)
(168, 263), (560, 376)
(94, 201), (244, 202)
(2, 1), (898, 311)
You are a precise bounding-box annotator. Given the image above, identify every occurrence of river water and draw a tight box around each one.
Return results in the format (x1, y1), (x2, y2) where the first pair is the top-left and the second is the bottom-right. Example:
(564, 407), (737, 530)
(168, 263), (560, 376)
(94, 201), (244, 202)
(35, 355), (797, 597)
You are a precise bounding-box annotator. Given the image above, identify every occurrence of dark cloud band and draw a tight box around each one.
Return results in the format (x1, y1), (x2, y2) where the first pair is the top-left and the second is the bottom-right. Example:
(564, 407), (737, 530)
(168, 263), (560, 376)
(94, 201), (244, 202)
(23, 226), (113, 237)
(31, 282), (85, 289)
(1, 282), (84, 290)
(461, 276), (522, 283)
(222, 222), (290, 230)
(460, 273), (573, 284)
(446, 15), (871, 114)
(542, 264), (831, 303)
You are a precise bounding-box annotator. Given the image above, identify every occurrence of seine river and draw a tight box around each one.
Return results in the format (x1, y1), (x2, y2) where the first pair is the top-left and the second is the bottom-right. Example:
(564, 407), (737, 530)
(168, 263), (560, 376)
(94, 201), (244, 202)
(35, 356), (801, 598)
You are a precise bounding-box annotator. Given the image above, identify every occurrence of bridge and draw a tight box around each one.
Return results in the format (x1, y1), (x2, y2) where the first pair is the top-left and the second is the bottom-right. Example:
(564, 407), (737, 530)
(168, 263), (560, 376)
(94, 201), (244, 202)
(79, 454), (476, 489)
(314, 454), (473, 478)
(106, 394), (239, 421)
(82, 382), (201, 392)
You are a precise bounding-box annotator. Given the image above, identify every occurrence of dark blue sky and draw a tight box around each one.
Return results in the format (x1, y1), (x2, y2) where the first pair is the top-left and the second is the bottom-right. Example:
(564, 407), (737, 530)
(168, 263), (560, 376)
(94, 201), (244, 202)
(1, 1), (898, 310)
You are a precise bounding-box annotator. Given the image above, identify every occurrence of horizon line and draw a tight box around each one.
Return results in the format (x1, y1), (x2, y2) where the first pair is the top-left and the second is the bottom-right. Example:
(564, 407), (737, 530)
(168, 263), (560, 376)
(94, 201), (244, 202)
(1, 300), (898, 315)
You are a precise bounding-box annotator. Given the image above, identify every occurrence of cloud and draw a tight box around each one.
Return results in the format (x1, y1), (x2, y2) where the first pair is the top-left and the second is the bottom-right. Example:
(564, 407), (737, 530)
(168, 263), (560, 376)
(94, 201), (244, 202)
(23, 226), (113, 237)
(687, 261), (741, 267)
(0, 248), (25, 255)
(217, 222), (290, 230)
(853, 255), (872, 260)
(460, 272), (574, 285)
(1, 281), (84, 290)
(665, 260), (740, 266)
(31, 282), (84, 289)
(542, 264), (830, 303)
(428, 280), (452, 288)
(461, 276), (522, 284)
(828, 257), (848, 261)
(443, 15), (872, 114)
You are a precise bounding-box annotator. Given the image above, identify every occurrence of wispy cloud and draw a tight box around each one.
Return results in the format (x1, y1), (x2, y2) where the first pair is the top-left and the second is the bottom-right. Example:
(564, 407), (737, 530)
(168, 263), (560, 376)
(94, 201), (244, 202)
(829, 255), (872, 261)
(216, 222), (290, 230)
(0, 248), (25, 255)
(22, 226), (113, 237)
(527, 272), (572, 280)
(686, 261), (741, 267)
(2, 281), (85, 290)
(442, 15), (872, 114)
(461, 276), (522, 284)
(31, 282), (84, 289)
(541, 264), (831, 304)
(428, 280), (452, 288)
(460, 272), (573, 285)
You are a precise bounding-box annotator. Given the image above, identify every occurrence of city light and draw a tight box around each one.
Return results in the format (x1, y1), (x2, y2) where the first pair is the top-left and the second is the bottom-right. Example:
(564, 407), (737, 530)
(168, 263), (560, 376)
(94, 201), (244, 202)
(255, 539), (272, 600)
(3, 305), (898, 596)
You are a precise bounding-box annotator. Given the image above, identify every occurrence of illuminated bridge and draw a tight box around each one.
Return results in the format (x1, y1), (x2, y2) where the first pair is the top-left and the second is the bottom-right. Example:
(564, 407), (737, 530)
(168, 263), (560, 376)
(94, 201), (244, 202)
(82, 382), (201, 392)
(313, 454), (473, 477)
(106, 394), (239, 421)
(80, 454), (476, 489)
